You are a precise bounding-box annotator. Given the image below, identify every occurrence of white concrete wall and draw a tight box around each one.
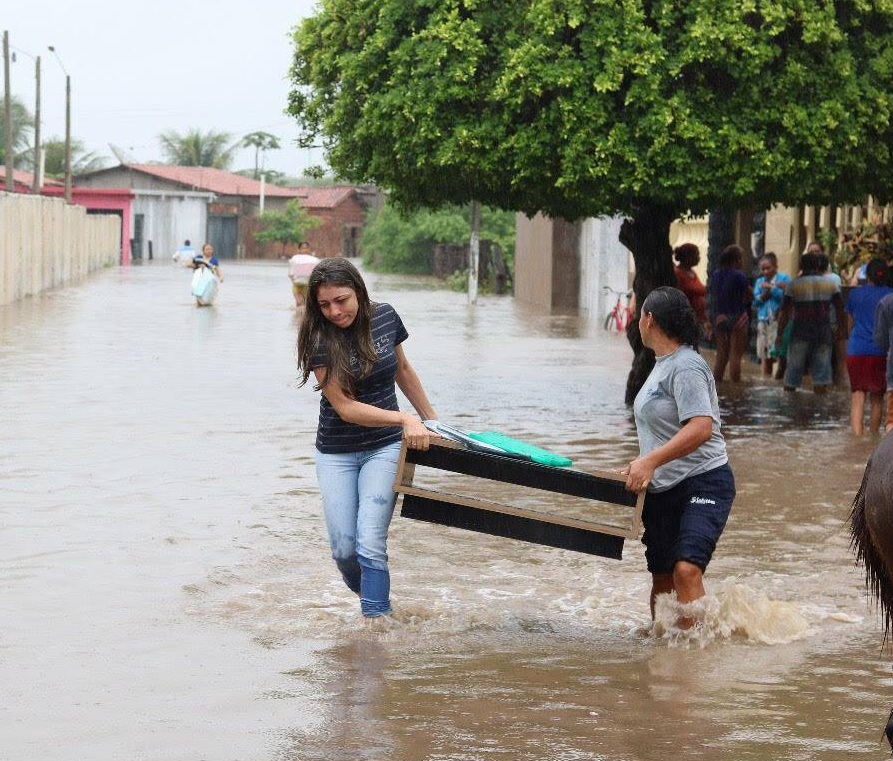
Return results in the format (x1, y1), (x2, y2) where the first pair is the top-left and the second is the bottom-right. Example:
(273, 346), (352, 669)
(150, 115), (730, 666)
(133, 195), (209, 262)
(578, 216), (630, 321)
(669, 216), (709, 281)
(0, 192), (120, 306)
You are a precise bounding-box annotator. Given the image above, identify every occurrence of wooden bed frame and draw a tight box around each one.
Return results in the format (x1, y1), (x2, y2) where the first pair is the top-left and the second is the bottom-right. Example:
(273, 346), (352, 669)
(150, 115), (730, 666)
(394, 439), (645, 559)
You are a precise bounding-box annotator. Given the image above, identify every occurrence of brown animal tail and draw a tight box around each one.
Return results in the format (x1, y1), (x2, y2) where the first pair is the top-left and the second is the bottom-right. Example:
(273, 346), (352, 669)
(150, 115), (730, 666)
(850, 454), (893, 644)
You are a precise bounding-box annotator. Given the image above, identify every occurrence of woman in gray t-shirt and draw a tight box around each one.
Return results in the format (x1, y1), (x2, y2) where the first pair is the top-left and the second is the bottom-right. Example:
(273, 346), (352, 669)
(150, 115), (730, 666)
(623, 286), (735, 629)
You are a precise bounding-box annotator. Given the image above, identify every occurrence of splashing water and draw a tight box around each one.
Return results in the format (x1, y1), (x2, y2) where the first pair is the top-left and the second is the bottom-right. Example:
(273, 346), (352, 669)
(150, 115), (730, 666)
(652, 581), (813, 647)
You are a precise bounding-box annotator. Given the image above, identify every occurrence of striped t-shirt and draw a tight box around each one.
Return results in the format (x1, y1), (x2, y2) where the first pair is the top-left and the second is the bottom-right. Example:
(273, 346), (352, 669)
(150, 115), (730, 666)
(783, 274), (842, 343)
(312, 302), (408, 453)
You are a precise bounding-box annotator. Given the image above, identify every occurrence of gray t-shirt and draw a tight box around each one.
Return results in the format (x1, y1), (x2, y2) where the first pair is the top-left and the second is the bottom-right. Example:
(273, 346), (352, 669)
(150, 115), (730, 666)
(633, 345), (728, 492)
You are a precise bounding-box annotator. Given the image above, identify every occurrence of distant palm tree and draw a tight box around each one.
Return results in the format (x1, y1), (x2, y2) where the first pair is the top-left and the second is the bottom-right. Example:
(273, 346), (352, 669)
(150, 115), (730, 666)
(41, 136), (110, 177)
(0, 95), (34, 167)
(158, 128), (239, 169)
(242, 130), (281, 179)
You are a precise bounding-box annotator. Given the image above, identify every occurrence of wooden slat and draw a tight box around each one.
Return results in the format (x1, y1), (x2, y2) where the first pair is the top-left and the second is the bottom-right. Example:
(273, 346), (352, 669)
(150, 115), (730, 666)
(394, 439), (644, 557)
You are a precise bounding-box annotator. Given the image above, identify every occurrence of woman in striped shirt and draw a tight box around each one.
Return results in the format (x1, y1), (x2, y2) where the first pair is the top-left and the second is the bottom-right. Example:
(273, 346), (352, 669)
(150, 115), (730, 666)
(297, 258), (437, 618)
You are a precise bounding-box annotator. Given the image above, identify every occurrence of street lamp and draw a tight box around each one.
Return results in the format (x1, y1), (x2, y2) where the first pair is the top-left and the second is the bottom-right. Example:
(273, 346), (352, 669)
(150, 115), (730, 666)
(3, 31), (12, 193)
(47, 45), (71, 203)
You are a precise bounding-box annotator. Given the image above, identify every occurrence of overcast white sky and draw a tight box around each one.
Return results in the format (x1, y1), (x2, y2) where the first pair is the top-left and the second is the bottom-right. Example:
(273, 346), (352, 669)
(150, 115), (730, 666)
(3, 0), (325, 177)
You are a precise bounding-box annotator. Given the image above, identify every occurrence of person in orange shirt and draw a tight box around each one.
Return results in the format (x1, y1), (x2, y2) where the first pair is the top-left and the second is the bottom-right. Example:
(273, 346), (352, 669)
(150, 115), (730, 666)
(673, 243), (709, 338)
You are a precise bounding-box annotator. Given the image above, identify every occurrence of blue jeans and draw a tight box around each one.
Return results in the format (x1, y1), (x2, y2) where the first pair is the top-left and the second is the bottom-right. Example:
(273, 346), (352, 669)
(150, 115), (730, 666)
(784, 338), (833, 388)
(315, 441), (401, 617)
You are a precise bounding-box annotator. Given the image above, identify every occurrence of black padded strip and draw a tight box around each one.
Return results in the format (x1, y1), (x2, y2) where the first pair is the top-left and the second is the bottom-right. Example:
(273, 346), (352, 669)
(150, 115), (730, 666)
(401, 493), (625, 559)
(405, 444), (635, 507)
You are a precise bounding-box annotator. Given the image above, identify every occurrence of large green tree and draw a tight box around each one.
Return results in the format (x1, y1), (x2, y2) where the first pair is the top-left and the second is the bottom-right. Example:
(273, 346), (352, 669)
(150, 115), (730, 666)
(158, 128), (239, 169)
(288, 0), (893, 399)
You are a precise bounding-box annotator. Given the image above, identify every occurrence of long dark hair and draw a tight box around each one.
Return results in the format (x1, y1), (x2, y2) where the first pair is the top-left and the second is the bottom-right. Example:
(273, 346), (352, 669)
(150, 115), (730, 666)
(296, 258), (377, 395)
(641, 286), (702, 349)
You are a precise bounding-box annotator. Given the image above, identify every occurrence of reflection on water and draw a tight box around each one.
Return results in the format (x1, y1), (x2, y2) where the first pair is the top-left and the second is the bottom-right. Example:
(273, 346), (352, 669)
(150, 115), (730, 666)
(1, 261), (890, 761)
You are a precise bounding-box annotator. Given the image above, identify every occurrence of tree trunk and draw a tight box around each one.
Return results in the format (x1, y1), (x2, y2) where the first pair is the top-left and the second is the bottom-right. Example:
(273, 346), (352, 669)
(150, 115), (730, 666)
(707, 208), (735, 280)
(619, 203), (679, 405)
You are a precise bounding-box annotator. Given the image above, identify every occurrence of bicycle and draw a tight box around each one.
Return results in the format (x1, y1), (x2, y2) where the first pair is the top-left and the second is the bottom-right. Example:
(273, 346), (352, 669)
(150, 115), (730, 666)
(603, 285), (634, 332)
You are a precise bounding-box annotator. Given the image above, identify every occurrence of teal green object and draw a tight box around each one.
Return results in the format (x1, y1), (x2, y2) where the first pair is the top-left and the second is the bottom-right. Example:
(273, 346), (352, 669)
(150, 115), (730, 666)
(467, 431), (573, 468)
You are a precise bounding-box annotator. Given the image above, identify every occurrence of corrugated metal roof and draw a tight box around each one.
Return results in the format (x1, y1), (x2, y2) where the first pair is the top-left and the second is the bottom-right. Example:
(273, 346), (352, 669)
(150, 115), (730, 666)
(123, 165), (358, 208)
(127, 164), (296, 197)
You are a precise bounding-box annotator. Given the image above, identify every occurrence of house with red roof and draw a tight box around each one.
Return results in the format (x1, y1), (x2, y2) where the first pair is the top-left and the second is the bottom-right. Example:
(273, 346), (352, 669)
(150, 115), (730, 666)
(74, 164), (374, 261)
(0, 167), (62, 193)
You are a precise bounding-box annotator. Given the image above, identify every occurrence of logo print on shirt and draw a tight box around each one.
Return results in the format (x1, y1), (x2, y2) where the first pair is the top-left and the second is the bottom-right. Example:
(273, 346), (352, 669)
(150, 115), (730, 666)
(373, 336), (391, 356)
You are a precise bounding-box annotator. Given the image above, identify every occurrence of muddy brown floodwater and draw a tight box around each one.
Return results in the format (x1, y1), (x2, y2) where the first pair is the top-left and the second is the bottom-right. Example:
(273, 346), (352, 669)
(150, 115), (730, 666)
(1, 260), (890, 761)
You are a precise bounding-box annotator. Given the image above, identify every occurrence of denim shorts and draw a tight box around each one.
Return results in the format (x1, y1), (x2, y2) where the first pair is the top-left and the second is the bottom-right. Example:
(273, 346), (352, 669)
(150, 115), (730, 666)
(784, 338), (833, 387)
(641, 463), (735, 574)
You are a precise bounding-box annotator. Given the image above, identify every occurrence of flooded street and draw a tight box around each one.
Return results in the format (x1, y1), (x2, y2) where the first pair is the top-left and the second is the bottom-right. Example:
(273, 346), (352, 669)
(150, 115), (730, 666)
(2, 260), (891, 760)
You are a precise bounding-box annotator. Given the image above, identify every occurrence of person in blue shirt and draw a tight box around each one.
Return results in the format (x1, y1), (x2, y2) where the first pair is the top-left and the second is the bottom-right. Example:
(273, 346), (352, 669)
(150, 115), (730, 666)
(752, 252), (791, 378)
(846, 258), (893, 434)
(187, 243), (224, 306)
(173, 238), (195, 265)
(710, 244), (751, 383)
(189, 243), (222, 278)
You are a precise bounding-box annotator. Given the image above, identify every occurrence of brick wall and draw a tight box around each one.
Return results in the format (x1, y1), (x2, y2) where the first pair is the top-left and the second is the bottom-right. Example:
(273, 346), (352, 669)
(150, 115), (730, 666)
(248, 194), (367, 260)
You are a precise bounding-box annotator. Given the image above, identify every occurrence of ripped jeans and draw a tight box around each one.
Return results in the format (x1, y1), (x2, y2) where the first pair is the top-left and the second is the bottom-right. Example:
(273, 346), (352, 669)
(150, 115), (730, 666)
(314, 441), (401, 617)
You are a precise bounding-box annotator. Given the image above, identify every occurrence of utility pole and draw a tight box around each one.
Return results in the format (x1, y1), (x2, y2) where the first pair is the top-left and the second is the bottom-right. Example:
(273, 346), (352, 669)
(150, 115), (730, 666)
(47, 45), (71, 203)
(3, 31), (13, 193)
(31, 54), (40, 194)
(468, 200), (481, 304)
(9, 44), (41, 193)
(63, 72), (71, 202)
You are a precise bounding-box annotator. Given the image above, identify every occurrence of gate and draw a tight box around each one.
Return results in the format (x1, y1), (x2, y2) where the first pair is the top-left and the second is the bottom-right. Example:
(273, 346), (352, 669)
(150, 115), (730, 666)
(207, 215), (238, 259)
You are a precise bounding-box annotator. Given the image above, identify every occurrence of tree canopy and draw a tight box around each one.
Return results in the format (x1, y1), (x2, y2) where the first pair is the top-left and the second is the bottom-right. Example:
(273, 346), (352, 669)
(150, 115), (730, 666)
(242, 130), (282, 179)
(42, 136), (109, 177)
(289, 0), (893, 219)
(158, 128), (239, 169)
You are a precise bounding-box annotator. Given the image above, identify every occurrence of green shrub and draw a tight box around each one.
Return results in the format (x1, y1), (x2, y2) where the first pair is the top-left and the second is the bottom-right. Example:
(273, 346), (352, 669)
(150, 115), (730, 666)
(361, 201), (515, 275)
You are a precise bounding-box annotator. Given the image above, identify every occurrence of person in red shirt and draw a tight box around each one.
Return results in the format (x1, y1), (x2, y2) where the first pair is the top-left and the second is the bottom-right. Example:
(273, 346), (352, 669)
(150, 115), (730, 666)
(673, 243), (709, 338)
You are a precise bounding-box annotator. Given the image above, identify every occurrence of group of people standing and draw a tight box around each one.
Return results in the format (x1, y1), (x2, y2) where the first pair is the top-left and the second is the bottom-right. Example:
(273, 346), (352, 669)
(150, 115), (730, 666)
(673, 239), (893, 435)
(672, 242), (760, 384)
